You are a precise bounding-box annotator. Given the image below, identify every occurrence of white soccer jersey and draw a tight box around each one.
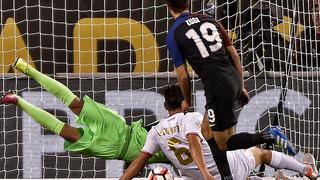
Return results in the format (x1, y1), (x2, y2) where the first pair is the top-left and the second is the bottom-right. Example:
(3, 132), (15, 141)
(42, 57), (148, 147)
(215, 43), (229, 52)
(142, 112), (216, 173)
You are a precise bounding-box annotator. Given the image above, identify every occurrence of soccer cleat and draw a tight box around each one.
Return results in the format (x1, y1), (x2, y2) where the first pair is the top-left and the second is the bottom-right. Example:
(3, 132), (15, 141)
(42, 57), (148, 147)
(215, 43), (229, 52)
(13, 57), (29, 74)
(305, 165), (320, 180)
(0, 91), (18, 105)
(269, 127), (297, 156)
(303, 153), (319, 180)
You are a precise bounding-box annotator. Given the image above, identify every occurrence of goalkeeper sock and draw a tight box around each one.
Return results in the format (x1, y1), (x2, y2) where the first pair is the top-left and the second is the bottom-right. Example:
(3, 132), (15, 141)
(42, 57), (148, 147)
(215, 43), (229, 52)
(226, 132), (274, 150)
(17, 96), (65, 135)
(207, 138), (233, 180)
(24, 65), (76, 106)
(269, 150), (307, 174)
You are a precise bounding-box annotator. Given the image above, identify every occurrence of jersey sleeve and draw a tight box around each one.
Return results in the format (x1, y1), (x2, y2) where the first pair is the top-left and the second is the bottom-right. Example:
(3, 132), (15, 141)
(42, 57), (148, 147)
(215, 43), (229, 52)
(185, 112), (204, 138)
(141, 128), (160, 155)
(166, 30), (186, 68)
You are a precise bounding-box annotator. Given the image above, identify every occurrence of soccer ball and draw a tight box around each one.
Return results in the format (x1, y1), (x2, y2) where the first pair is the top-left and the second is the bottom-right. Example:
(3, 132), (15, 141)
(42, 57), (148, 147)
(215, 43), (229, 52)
(148, 167), (174, 180)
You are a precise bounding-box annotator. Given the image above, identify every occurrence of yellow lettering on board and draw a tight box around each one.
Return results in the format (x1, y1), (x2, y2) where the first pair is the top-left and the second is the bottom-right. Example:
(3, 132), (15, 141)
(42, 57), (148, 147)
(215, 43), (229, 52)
(73, 18), (160, 73)
(0, 18), (35, 73)
(273, 16), (304, 41)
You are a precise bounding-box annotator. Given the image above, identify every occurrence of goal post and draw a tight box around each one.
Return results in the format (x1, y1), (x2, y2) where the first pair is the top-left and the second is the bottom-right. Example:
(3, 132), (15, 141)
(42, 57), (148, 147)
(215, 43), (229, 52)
(0, 0), (319, 178)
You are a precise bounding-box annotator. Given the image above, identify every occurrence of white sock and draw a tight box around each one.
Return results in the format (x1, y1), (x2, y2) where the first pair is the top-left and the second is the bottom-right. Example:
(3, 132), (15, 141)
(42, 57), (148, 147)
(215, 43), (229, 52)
(269, 151), (308, 175)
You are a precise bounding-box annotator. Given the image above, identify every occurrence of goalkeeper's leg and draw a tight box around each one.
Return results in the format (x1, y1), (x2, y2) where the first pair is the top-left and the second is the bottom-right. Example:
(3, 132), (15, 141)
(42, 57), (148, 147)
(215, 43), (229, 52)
(13, 57), (83, 116)
(0, 91), (81, 142)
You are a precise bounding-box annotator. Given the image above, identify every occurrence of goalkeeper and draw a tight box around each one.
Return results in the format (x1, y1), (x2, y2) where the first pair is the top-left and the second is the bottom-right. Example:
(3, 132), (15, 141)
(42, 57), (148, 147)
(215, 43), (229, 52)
(0, 57), (168, 163)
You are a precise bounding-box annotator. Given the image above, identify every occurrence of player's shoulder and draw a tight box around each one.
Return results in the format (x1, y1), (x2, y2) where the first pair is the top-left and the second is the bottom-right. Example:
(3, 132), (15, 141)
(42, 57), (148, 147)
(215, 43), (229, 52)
(185, 112), (203, 119)
(148, 125), (159, 136)
(188, 13), (218, 24)
(151, 121), (162, 130)
(151, 117), (170, 130)
(182, 112), (203, 129)
(192, 13), (214, 20)
(169, 13), (201, 31)
(168, 13), (189, 32)
(193, 14), (223, 28)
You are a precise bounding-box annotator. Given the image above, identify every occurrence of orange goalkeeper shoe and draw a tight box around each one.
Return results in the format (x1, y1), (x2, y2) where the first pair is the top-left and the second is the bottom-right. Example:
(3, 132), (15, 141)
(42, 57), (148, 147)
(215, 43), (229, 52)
(0, 91), (18, 105)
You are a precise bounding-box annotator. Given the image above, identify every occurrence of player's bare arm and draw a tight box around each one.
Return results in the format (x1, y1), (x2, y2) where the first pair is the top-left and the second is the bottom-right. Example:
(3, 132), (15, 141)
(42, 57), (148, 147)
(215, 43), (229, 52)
(225, 46), (243, 81)
(187, 134), (215, 180)
(219, 21), (250, 106)
(120, 152), (152, 180)
(175, 64), (191, 111)
(217, 21), (244, 83)
(226, 46), (250, 106)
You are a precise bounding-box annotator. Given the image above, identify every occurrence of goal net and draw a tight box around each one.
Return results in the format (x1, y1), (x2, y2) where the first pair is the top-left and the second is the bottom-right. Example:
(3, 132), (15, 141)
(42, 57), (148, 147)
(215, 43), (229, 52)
(0, 0), (318, 178)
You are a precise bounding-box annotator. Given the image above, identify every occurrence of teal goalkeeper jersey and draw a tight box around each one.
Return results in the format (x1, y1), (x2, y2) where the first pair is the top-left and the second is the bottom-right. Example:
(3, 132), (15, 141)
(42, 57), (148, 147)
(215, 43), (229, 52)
(64, 95), (168, 163)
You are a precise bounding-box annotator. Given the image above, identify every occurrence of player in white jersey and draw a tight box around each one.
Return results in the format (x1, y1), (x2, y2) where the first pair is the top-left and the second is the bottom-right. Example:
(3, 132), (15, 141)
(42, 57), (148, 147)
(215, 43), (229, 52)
(121, 85), (216, 179)
(144, 111), (216, 177)
(120, 85), (319, 180)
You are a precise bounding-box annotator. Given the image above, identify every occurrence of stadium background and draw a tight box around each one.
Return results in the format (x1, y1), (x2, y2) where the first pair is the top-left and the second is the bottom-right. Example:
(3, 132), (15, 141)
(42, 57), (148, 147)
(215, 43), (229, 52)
(0, 0), (319, 178)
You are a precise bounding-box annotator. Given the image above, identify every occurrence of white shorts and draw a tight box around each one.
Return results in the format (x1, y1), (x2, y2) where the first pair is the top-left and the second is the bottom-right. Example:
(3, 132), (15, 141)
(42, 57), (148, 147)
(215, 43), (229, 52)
(179, 149), (256, 180)
(179, 169), (204, 180)
(213, 149), (256, 180)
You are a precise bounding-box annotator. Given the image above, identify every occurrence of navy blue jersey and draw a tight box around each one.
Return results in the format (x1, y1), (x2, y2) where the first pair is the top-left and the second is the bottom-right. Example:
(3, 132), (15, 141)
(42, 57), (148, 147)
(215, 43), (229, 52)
(167, 13), (234, 80)
(167, 13), (242, 131)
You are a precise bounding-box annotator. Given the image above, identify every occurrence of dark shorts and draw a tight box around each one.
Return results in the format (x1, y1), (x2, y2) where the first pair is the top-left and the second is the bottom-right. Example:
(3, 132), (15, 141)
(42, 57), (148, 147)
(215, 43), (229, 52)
(203, 66), (242, 131)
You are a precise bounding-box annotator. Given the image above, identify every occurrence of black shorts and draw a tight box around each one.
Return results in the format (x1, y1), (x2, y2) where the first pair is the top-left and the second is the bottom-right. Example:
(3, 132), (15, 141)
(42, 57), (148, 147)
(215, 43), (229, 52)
(203, 66), (242, 131)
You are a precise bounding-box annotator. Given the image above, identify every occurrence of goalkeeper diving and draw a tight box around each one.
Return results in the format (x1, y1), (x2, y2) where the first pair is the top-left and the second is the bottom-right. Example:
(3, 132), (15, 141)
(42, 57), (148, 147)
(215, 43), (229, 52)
(1, 58), (319, 180)
(0, 57), (168, 163)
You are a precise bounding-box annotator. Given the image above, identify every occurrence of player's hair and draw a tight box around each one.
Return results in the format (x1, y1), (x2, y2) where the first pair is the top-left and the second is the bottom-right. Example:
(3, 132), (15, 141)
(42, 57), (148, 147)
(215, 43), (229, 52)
(166, 0), (189, 13)
(161, 84), (184, 110)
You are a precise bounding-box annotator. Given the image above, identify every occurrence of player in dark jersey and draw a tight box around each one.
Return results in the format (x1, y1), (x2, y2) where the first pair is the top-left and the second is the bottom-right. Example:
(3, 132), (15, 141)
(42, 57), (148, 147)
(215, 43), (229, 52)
(166, 0), (297, 179)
